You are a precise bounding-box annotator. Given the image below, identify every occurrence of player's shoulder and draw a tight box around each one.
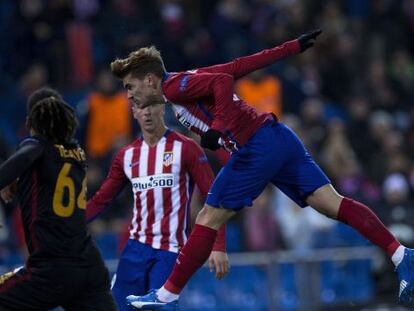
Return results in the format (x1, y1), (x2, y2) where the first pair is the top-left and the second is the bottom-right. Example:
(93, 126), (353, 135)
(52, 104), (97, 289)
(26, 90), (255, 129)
(168, 130), (197, 145)
(124, 137), (143, 152)
(18, 135), (46, 149)
(118, 138), (142, 154)
(165, 69), (201, 81)
(167, 131), (204, 154)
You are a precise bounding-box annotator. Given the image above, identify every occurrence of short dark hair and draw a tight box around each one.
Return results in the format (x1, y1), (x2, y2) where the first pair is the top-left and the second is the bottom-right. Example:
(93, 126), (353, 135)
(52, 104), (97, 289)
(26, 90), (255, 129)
(110, 46), (166, 79)
(27, 91), (78, 144)
(27, 87), (64, 113)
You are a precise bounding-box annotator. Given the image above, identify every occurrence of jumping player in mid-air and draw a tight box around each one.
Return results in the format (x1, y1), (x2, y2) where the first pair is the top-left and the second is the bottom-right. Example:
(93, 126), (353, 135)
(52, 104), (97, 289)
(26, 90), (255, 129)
(110, 30), (414, 310)
(0, 88), (116, 310)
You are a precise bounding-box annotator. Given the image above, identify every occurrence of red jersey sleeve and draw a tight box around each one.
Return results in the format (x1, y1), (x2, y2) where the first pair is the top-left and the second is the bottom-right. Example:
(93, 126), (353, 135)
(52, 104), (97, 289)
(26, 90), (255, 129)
(163, 72), (234, 133)
(163, 40), (299, 133)
(86, 148), (129, 222)
(196, 39), (300, 78)
(183, 139), (214, 196)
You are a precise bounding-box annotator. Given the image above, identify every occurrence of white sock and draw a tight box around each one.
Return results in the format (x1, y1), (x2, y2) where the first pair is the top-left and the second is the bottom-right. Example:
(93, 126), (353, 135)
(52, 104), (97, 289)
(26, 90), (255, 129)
(157, 286), (179, 303)
(392, 245), (406, 267)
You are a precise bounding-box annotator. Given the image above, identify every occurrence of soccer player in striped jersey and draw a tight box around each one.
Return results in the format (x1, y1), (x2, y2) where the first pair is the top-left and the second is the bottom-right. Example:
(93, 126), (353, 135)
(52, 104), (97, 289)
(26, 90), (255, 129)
(110, 29), (414, 309)
(86, 95), (228, 311)
(0, 88), (116, 310)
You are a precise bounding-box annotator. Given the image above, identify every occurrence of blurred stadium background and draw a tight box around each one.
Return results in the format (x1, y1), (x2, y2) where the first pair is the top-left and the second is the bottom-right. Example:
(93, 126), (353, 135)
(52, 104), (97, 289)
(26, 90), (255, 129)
(1, 0), (414, 310)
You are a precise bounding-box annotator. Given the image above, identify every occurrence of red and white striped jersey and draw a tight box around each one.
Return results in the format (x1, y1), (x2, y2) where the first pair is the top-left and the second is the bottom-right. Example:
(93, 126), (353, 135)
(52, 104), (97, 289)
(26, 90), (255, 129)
(86, 130), (214, 253)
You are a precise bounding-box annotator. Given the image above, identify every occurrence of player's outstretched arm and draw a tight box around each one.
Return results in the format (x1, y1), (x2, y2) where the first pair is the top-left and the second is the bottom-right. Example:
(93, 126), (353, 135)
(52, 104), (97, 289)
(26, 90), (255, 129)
(86, 150), (128, 222)
(0, 139), (43, 191)
(197, 29), (322, 79)
(297, 29), (322, 52)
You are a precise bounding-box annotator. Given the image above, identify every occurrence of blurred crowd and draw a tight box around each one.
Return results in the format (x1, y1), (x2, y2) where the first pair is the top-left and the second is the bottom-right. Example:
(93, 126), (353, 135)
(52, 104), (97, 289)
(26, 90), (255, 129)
(1, 0), (414, 301)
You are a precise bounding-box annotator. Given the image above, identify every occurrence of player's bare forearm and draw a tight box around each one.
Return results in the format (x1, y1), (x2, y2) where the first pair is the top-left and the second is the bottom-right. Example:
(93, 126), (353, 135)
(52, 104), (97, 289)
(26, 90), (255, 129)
(86, 152), (128, 222)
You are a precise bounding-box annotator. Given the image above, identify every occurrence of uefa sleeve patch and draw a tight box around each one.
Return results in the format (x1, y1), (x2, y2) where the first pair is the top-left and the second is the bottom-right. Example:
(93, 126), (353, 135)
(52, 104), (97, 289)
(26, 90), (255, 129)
(179, 75), (189, 92)
(198, 155), (208, 163)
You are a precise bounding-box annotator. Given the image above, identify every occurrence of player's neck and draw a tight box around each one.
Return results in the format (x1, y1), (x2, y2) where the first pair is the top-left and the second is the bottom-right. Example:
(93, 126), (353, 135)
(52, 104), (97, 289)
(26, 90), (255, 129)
(142, 126), (168, 146)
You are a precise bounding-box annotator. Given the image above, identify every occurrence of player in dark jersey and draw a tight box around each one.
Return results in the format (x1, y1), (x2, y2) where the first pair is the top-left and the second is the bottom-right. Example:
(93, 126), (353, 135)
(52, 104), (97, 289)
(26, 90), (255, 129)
(0, 88), (116, 311)
(109, 30), (414, 310)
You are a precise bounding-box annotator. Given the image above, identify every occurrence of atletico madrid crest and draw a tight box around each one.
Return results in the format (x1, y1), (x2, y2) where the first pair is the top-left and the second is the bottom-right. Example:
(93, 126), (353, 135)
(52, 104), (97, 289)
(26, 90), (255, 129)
(163, 152), (173, 167)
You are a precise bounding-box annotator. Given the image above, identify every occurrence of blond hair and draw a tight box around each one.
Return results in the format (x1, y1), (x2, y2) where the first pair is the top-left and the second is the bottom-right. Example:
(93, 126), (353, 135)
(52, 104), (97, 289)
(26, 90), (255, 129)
(110, 46), (166, 79)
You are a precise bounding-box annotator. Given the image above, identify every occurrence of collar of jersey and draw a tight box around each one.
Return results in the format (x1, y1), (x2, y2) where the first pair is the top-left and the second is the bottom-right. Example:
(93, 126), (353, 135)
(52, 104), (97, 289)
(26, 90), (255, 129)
(162, 72), (170, 83)
(139, 129), (171, 142)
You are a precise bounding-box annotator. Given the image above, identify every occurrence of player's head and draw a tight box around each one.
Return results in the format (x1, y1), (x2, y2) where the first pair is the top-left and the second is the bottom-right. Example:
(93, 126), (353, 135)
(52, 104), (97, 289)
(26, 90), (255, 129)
(27, 93), (79, 144)
(27, 86), (76, 114)
(110, 46), (166, 107)
(27, 87), (64, 113)
(132, 94), (166, 134)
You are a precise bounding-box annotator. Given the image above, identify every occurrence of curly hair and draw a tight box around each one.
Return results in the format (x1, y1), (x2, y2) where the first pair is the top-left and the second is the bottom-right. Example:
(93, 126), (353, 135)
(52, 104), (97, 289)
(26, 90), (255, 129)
(27, 96), (78, 144)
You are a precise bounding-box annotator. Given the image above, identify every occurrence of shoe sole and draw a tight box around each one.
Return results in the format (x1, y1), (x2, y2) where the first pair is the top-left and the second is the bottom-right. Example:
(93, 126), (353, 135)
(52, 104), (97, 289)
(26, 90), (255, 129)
(130, 301), (169, 310)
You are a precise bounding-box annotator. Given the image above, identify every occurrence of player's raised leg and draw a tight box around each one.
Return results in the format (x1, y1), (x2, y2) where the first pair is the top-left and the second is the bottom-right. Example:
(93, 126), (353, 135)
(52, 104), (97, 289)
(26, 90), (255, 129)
(306, 183), (414, 303)
(127, 206), (234, 310)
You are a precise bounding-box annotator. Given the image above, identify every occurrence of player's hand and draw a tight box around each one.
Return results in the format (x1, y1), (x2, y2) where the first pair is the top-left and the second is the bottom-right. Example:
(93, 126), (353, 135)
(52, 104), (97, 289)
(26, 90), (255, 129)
(298, 29), (322, 52)
(200, 129), (222, 150)
(208, 251), (230, 280)
(0, 181), (17, 204)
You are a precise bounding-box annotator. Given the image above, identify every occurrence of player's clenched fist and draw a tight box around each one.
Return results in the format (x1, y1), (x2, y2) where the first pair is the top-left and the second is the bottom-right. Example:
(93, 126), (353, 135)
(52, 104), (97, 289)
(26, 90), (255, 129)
(200, 129), (222, 150)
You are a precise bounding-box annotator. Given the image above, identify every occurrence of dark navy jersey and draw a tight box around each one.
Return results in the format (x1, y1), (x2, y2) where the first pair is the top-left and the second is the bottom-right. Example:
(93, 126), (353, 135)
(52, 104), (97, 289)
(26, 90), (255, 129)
(0, 136), (103, 266)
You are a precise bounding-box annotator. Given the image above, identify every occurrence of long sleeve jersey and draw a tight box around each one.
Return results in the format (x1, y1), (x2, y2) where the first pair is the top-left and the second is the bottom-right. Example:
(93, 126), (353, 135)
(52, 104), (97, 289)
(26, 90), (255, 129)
(162, 39), (301, 149)
(86, 130), (219, 253)
(0, 136), (103, 266)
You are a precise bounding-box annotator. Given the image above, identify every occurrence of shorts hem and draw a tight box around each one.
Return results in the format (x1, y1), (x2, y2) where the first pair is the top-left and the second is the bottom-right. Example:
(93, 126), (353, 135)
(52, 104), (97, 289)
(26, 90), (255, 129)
(299, 181), (331, 207)
(206, 198), (252, 211)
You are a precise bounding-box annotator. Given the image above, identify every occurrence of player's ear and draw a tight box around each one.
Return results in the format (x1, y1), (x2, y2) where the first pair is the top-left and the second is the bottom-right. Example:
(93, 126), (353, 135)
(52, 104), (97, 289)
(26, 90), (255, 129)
(146, 73), (160, 89)
(144, 73), (153, 86)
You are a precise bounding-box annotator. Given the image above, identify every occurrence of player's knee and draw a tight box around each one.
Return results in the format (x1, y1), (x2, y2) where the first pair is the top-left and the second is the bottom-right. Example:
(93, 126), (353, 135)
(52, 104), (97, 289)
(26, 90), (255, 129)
(195, 206), (219, 228)
(307, 184), (343, 219)
(195, 205), (233, 229)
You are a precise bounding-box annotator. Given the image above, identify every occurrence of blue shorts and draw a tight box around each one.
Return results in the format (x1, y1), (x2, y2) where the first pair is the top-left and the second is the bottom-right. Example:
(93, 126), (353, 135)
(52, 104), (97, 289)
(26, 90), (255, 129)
(112, 239), (178, 311)
(206, 121), (330, 210)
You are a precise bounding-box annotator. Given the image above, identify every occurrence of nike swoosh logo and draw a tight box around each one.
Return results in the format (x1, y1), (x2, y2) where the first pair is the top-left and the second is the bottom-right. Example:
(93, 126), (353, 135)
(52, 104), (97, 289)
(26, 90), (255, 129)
(129, 161), (140, 168)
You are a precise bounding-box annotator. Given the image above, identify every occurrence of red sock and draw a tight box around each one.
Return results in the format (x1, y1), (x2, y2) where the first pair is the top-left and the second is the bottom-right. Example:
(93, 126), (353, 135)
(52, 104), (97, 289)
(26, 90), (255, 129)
(164, 224), (217, 294)
(338, 197), (400, 257)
